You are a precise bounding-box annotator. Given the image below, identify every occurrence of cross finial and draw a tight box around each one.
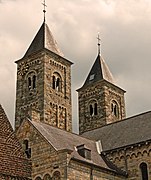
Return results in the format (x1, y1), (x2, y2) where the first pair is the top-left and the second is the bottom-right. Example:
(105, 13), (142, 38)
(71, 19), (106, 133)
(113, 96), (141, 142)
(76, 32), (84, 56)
(42, 0), (47, 22)
(97, 32), (101, 55)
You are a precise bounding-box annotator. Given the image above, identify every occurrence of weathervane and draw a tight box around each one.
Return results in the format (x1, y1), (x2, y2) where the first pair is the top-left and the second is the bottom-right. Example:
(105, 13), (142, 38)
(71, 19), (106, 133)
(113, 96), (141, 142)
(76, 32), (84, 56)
(42, 0), (47, 22)
(97, 32), (101, 55)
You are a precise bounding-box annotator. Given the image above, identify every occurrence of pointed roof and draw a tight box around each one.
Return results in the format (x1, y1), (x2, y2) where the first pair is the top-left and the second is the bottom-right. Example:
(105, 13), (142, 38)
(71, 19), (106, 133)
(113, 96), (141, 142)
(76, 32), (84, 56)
(24, 22), (63, 57)
(0, 104), (31, 178)
(83, 54), (115, 87)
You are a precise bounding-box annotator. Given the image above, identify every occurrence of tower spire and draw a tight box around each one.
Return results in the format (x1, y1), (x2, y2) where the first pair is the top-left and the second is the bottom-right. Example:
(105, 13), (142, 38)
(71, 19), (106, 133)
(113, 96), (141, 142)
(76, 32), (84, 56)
(97, 32), (101, 55)
(42, 0), (47, 22)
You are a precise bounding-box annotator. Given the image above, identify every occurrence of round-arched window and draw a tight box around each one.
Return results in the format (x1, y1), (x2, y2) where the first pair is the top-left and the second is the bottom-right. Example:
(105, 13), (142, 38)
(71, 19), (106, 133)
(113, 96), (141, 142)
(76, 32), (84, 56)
(52, 72), (62, 92)
(111, 100), (119, 118)
(140, 162), (148, 180)
(43, 174), (51, 180)
(26, 72), (37, 91)
(89, 100), (98, 116)
(52, 171), (61, 180)
(35, 177), (42, 180)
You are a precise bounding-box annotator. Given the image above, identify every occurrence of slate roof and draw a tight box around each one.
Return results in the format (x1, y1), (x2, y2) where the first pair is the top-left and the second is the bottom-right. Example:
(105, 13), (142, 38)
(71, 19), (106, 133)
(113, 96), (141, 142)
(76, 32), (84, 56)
(82, 111), (151, 152)
(81, 54), (115, 88)
(0, 104), (31, 178)
(28, 119), (126, 176)
(23, 22), (64, 57)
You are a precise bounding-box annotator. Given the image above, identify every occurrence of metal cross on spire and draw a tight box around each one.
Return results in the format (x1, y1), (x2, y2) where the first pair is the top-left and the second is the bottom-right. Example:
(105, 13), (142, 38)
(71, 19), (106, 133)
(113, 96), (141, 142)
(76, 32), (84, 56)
(42, 0), (47, 22)
(97, 32), (101, 55)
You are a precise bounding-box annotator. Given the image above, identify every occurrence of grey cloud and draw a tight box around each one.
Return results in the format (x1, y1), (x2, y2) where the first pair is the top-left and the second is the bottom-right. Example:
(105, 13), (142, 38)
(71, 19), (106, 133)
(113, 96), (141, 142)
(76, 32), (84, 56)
(1, 0), (151, 132)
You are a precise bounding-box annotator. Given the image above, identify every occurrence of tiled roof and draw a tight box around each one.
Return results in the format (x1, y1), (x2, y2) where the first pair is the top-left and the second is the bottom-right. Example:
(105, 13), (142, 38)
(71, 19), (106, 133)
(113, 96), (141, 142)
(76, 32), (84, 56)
(82, 111), (151, 151)
(0, 104), (31, 178)
(81, 54), (115, 88)
(23, 22), (64, 57)
(29, 119), (126, 176)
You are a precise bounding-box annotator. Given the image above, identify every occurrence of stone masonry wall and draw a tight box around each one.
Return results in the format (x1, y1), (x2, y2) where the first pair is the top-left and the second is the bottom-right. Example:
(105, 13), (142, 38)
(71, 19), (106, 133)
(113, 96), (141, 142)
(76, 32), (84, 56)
(16, 120), (69, 180)
(78, 80), (126, 134)
(43, 51), (72, 132)
(106, 142), (151, 179)
(15, 51), (45, 130)
(68, 160), (126, 180)
(15, 50), (72, 132)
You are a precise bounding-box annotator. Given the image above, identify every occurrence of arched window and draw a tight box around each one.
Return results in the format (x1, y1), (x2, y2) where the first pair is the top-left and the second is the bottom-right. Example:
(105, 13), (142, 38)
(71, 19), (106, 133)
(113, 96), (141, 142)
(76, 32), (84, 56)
(111, 100), (119, 117)
(28, 77), (32, 90)
(23, 140), (31, 158)
(33, 75), (36, 89)
(35, 177), (42, 180)
(53, 76), (56, 89)
(52, 73), (62, 92)
(27, 72), (37, 92)
(89, 100), (98, 116)
(94, 103), (97, 115)
(140, 162), (148, 180)
(56, 78), (60, 91)
(52, 171), (61, 180)
(90, 104), (93, 116)
(43, 174), (51, 180)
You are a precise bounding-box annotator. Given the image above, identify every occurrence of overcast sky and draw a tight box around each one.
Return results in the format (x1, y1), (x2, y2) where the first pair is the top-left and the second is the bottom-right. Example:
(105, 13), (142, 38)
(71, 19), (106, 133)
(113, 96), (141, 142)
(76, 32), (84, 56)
(1, 0), (151, 132)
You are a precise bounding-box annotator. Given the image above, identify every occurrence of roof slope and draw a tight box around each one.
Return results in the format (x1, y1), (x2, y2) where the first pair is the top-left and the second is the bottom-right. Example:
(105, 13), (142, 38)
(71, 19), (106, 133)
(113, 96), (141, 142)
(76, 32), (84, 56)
(29, 120), (125, 175)
(24, 22), (63, 57)
(82, 111), (151, 151)
(0, 104), (31, 178)
(82, 54), (115, 88)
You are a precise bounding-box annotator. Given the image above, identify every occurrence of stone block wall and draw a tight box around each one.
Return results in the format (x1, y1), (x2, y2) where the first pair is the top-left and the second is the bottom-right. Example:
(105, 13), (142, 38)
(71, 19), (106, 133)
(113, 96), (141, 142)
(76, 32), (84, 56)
(16, 120), (69, 179)
(68, 159), (126, 180)
(78, 80), (126, 134)
(43, 51), (72, 132)
(106, 142), (151, 179)
(15, 49), (72, 132)
(15, 51), (45, 130)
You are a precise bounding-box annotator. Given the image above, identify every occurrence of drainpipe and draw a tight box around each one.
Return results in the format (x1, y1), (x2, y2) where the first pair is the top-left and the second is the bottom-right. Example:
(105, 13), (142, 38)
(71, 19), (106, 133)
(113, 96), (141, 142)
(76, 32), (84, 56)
(90, 166), (93, 180)
(124, 149), (128, 173)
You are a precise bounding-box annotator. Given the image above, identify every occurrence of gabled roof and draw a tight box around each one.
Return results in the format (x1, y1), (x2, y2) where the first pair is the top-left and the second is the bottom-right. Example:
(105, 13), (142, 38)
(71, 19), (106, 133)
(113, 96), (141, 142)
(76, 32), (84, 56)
(0, 104), (31, 178)
(24, 22), (64, 57)
(82, 111), (151, 152)
(82, 54), (115, 88)
(26, 119), (126, 176)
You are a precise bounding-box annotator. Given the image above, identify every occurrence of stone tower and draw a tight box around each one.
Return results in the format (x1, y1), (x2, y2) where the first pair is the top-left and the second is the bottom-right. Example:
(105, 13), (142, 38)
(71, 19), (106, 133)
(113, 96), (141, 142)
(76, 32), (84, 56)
(15, 22), (73, 132)
(77, 53), (126, 134)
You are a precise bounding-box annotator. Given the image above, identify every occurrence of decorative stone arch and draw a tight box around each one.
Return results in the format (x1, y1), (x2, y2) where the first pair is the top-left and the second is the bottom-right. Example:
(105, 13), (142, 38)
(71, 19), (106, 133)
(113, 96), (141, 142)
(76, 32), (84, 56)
(52, 170), (61, 180)
(52, 72), (62, 92)
(88, 99), (98, 116)
(43, 173), (52, 180)
(35, 176), (42, 180)
(142, 149), (148, 156)
(25, 70), (37, 91)
(139, 162), (149, 180)
(131, 152), (137, 159)
(119, 155), (125, 162)
(111, 100), (119, 118)
(137, 151), (142, 158)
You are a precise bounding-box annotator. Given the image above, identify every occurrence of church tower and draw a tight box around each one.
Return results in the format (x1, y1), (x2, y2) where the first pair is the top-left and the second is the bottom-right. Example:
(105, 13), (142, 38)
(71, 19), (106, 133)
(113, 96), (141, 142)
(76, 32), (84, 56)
(77, 44), (126, 134)
(15, 21), (73, 132)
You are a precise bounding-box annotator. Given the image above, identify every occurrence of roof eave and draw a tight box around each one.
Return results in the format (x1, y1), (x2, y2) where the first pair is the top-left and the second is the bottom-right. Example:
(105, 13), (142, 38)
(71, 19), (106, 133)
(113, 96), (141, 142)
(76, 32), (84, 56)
(15, 48), (74, 65)
(77, 79), (126, 93)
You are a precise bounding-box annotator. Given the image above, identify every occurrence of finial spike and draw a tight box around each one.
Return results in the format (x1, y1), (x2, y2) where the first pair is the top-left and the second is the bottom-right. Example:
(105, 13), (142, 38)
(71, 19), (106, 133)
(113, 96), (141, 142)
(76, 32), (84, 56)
(42, 0), (47, 22)
(97, 32), (101, 55)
